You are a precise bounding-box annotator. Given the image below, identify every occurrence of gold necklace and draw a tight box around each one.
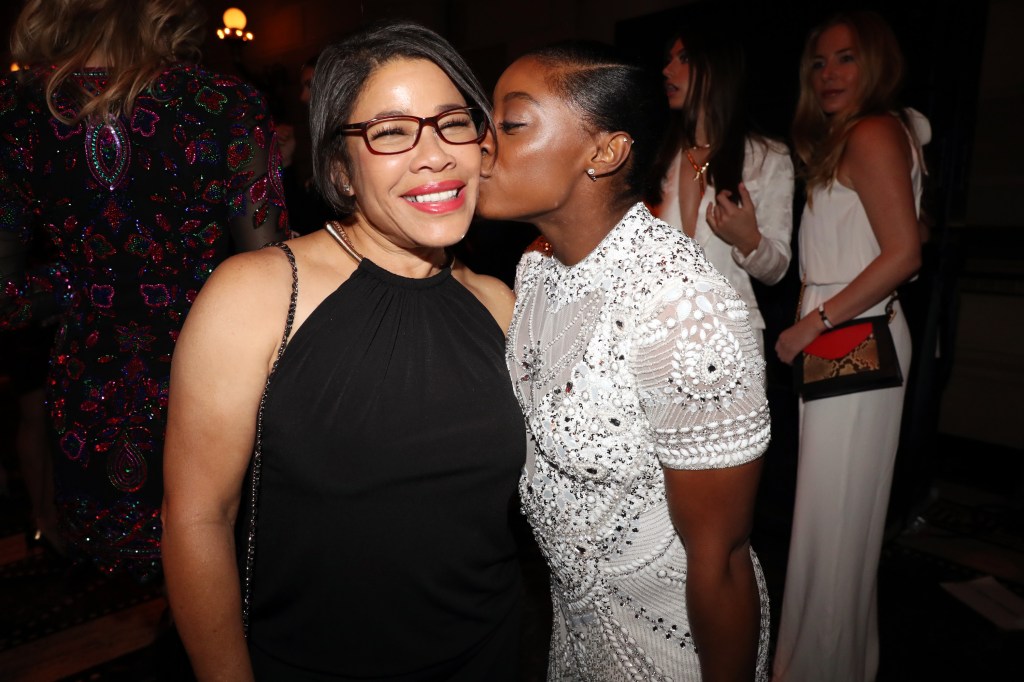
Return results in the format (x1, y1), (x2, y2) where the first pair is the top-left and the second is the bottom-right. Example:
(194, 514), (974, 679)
(684, 147), (710, 196)
(325, 221), (362, 263)
(324, 220), (455, 270)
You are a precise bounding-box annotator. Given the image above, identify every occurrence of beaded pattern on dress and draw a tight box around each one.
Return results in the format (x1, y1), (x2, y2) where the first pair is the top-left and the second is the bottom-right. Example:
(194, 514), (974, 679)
(507, 203), (771, 681)
(0, 65), (287, 580)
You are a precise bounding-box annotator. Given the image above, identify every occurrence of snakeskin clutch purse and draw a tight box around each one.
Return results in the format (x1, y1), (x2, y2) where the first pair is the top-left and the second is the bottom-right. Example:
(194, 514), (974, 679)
(795, 298), (903, 401)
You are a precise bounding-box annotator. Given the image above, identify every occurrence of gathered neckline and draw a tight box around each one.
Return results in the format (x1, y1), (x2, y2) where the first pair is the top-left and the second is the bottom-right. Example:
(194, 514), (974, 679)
(354, 257), (453, 290)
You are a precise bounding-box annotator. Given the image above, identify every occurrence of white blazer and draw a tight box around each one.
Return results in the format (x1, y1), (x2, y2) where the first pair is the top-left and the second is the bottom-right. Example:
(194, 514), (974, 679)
(656, 136), (794, 332)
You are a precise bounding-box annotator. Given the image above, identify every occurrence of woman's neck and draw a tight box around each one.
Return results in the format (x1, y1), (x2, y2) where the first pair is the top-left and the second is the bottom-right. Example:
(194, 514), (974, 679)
(691, 108), (710, 149)
(535, 198), (636, 267)
(343, 218), (450, 279)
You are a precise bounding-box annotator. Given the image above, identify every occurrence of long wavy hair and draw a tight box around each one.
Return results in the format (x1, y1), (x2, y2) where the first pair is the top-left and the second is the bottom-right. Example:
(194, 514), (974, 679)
(792, 10), (907, 194)
(11, 0), (205, 123)
(648, 24), (750, 206)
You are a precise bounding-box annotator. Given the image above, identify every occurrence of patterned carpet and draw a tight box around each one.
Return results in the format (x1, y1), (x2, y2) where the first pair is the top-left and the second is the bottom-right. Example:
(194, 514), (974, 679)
(0, 549), (161, 654)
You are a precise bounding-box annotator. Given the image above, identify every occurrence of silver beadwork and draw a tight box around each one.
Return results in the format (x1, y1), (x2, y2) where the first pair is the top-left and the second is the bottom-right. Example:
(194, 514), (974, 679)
(504, 203), (771, 679)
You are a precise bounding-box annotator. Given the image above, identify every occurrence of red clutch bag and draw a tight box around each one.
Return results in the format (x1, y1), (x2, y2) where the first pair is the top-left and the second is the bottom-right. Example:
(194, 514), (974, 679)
(794, 301), (902, 401)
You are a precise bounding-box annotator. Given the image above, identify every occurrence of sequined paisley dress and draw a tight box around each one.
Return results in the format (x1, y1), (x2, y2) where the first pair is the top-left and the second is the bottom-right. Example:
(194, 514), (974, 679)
(507, 203), (771, 680)
(0, 65), (286, 579)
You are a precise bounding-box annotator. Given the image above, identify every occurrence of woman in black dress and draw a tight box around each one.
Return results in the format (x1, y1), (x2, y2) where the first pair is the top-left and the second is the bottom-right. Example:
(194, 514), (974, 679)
(161, 22), (524, 681)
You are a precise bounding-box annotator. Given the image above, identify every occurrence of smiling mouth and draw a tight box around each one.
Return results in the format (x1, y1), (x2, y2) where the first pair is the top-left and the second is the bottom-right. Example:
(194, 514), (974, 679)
(404, 188), (460, 204)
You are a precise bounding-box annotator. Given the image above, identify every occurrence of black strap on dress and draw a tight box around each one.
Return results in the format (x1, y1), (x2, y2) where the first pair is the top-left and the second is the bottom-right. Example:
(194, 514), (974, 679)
(242, 242), (298, 635)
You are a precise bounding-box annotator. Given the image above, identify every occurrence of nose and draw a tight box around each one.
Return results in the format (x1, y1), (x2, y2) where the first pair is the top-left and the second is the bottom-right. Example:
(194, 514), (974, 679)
(410, 126), (456, 171)
(480, 129), (495, 176)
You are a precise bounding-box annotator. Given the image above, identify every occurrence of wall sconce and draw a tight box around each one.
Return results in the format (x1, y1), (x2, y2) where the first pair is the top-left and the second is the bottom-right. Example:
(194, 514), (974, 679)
(217, 7), (254, 42)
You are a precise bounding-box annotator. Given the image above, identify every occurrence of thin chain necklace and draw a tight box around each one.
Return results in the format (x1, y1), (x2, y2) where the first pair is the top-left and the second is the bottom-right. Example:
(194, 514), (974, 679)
(684, 146), (710, 196)
(325, 220), (454, 271)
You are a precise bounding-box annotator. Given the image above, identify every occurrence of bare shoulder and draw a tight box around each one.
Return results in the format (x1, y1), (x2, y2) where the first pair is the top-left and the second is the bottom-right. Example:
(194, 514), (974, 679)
(840, 115), (912, 189)
(846, 115), (911, 159)
(182, 243), (295, 351)
(452, 260), (516, 334)
(197, 243), (291, 308)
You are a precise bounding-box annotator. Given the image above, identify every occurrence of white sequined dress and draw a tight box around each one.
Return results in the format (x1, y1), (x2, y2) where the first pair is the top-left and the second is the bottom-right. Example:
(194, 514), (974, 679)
(508, 203), (771, 681)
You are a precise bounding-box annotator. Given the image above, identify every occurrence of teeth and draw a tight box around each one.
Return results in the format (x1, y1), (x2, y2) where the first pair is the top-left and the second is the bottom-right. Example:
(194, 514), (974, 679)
(406, 189), (459, 203)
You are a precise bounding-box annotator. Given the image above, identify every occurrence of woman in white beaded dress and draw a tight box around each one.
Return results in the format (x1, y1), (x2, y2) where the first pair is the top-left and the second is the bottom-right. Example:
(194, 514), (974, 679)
(478, 42), (771, 681)
(652, 21), (793, 357)
(773, 11), (927, 681)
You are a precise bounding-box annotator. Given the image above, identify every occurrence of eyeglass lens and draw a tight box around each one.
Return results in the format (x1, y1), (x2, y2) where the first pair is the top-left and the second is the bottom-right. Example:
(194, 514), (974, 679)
(364, 109), (484, 153)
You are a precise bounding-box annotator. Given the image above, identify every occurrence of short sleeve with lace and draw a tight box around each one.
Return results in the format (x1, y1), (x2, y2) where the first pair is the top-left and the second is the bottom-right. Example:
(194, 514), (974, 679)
(634, 273), (770, 470)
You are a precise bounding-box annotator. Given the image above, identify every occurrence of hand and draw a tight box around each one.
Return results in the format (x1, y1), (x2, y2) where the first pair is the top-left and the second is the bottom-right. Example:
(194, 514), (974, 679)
(276, 124), (296, 169)
(706, 182), (761, 255)
(775, 315), (823, 365)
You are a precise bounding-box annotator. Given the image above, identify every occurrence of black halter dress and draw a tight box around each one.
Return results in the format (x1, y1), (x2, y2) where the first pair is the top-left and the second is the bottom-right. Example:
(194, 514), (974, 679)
(246, 250), (524, 680)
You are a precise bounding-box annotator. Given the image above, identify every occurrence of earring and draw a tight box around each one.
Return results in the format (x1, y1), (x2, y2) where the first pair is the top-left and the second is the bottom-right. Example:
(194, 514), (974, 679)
(342, 183), (352, 194)
(586, 168), (597, 182)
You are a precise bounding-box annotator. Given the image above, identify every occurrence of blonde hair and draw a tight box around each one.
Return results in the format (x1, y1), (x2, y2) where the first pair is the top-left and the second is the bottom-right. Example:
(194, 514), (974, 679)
(11, 0), (205, 123)
(791, 11), (906, 194)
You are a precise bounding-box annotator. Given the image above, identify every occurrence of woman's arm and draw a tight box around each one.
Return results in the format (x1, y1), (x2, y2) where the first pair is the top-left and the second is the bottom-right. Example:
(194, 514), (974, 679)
(161, 249), (290, 681)
(223, 83), (288, 253)
(636, 272), (770, 681)
(665, 459), (763, 682)
(0, 85), (72, 329)
(776, 115), (922, 363)
(717, 142), (794, 285)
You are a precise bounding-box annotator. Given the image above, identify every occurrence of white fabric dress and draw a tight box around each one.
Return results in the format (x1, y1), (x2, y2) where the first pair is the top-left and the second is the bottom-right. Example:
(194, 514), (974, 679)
(508, 203), (771, 681)
(656, 137), (794, 345)
(772, 111), (930, 682)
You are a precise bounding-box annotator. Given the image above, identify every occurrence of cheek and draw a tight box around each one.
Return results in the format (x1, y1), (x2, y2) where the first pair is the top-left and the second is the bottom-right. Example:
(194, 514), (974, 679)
(350, 157), (402, 200)
(458, 145), (482, 177)
(500, 149), (556, 199)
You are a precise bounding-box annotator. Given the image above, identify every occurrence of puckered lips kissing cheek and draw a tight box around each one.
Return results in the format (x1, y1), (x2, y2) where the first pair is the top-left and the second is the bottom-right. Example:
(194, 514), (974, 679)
(402, 179), (468, 215)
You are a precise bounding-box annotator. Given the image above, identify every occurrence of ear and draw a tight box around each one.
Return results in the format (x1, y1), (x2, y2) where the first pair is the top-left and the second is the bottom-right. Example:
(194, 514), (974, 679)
(330, 162), (354, 196)
(588, 132), (634, 179)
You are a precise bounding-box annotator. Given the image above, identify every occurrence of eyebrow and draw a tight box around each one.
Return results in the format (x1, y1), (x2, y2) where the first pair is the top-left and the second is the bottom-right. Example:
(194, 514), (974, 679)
(815, 46), (855, 58)
(365, 103), (469, 119)
(502, 91), (540, 105)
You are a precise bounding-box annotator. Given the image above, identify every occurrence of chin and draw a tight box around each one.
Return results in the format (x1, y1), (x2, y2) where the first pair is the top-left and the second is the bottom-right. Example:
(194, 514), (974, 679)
(422, 226), (470, 248)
